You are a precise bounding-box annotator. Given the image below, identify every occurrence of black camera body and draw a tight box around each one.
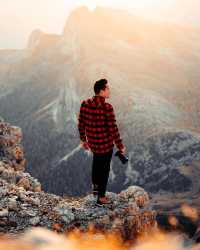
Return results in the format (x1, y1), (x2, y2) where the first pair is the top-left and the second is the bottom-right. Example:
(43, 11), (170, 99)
(114, 150), (128, 164)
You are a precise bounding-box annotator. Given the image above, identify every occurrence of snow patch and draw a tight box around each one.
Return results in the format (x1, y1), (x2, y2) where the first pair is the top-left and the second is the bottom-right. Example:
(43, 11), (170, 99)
(56, 145), (82, 166)
(124, 152), (140, 185)
(109, 160), (115, 183)
(52, 79), (79, 131)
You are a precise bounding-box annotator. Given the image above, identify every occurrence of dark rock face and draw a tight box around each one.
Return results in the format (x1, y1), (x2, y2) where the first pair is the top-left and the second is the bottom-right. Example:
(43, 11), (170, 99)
(126, 130), (200, 193)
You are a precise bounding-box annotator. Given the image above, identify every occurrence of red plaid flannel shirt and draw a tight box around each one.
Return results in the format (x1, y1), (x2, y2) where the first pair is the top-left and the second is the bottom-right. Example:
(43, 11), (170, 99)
(78, 95), (124, 153)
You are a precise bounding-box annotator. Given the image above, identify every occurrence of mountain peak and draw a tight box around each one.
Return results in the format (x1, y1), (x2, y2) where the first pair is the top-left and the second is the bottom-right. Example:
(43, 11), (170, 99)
(26, 29), (61, 55)
(27, 29), (44, 50)
(62, 5), (144, 38)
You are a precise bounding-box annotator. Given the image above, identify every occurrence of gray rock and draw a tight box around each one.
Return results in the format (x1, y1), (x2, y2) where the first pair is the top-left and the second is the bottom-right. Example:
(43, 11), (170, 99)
(0, 208), (8, 217)
(0, 186), (8, 197)
(29, 216), (40, 226)
(0, 118), (156, 239)
(24, 210), (38, 217)
(8, 197), (18, 211)
(29, 197), (40, 206)
(55, 205), (75, 225)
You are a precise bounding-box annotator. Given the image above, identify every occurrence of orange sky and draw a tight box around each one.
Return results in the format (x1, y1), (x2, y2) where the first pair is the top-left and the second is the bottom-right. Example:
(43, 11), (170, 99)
(0, 0), (199, 49)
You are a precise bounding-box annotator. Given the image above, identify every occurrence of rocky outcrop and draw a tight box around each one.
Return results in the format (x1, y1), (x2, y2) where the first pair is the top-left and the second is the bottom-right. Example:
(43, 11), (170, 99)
(0, 118), (156, 239)
(27, 29), (44, 51)
(27, 29), (60, 54)
(0, 119), (41, 191)
(54, 186), (156, 240)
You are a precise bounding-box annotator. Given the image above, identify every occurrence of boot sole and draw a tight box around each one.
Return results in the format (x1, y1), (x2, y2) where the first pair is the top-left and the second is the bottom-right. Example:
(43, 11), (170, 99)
(95, 200), (112, 207)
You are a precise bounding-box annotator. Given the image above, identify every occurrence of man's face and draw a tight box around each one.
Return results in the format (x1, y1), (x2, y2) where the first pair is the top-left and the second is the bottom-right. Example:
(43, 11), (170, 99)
(100, 83), (110, 98)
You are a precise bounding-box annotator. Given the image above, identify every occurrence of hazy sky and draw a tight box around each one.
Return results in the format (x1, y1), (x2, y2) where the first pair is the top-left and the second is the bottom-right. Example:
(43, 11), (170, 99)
(0, 0), (199, 49)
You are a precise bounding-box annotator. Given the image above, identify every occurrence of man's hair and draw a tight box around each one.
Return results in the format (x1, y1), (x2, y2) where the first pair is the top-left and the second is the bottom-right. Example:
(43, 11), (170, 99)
(94, 79), (108, 94)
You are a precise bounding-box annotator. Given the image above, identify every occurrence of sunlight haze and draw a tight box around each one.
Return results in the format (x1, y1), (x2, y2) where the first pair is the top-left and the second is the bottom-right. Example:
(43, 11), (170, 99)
(0, 0), (199, 49)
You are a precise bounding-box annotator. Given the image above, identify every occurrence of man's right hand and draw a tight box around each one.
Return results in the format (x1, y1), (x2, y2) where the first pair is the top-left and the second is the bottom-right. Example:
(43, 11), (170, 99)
(119, 146), (126, 154)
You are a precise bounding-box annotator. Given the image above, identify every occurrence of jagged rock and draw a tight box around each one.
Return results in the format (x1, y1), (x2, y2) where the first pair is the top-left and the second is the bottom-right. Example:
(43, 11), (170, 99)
(11, 158), (27, 171)
(54, 187), (156, 239)
(10, 126), (23, 143)
(29, 216), (40, 226)
(0, 157), (40, 192)
(0, 174), (156, 239)
(0, 122), (11, 136)
(0, 186), (8, 198)
(0, 122), (24, 162)
(119, 186), (149, 208)
(33, 185), (42, 192)
(0, 118), (156, 240)
(0, 208), (8, 217)
(1, 168), (17, 183)
(7, 197), (18, 211)
(17, 177), (31, 190)
(28, 197), (40, 206)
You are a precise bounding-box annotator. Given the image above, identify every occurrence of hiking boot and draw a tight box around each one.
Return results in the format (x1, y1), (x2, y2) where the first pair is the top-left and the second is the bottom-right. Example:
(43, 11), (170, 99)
(92, 184), (98, 197)
(95, 196), (111, 207)
(93, 190), (98, 196)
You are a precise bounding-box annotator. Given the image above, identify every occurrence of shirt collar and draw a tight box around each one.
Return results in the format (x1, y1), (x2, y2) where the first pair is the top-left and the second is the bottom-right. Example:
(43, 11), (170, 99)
(92, 95), (105, 105)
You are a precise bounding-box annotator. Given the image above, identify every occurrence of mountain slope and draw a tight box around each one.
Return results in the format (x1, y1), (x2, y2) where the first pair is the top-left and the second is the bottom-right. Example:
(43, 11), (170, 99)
(0, 6), (200, 199)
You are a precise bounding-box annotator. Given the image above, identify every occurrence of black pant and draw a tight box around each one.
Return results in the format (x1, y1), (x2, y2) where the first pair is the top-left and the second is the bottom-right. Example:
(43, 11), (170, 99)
(91, 148), (113, 197)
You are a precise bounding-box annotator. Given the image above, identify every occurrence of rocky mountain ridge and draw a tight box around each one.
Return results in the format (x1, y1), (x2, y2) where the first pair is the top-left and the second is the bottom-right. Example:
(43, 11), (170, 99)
(0, 118), (156, 239)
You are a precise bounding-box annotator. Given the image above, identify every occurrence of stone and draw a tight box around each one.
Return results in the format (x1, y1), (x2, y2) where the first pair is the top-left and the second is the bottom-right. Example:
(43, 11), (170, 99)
(0, 117), (156, 239)
(8, 197), (18, 211)
(17, 177), (31, 190)
(24, 210), (38, 217)
(12, 145), (24, 163)
(1, 168), (17, 183)
(119, 186), (149, 207)
(10, 126), (23, 144)
(34, 185), (42, 192)
(12, 158), (27, 171)
(0, 186), (8, 197)
(29, 197), (40, 206)
(0, 165), (5, 174)
(0, 209), (8, 217)
(29, 216), (40, 226)
(55, 205), (75, 225)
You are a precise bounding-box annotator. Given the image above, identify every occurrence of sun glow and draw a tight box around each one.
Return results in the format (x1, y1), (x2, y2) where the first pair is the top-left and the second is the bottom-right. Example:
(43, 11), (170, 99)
(75, 0), (174, 12)
(1, 0), (198, 49)
(1, 227), (199, 250)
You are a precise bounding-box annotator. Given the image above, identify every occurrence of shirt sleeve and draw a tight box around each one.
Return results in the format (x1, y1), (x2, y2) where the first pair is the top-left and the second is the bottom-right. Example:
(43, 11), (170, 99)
(106, 104), (124, 151)
(78, 101), (87, 142)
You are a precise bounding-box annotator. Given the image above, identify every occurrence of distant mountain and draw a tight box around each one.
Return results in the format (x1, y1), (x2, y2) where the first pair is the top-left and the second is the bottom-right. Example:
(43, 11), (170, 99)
(0, 6), (200, 202)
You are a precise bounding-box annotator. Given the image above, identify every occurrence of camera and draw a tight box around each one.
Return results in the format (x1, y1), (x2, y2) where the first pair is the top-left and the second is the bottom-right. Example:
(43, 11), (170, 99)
(114, 150), (128, 164)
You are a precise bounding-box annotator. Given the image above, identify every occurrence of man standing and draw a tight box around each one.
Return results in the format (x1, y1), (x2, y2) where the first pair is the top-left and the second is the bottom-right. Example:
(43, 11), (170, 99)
(78, 79), (126, 206)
